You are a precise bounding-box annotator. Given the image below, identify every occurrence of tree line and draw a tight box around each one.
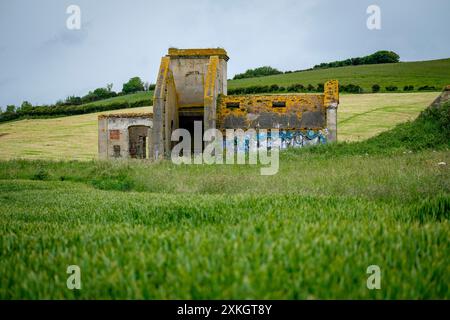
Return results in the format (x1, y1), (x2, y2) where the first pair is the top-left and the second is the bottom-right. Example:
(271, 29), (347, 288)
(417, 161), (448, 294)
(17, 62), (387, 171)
(312, 50), (400, 69)
(0, 77), (155, 123)
(228, 83), (440, 95)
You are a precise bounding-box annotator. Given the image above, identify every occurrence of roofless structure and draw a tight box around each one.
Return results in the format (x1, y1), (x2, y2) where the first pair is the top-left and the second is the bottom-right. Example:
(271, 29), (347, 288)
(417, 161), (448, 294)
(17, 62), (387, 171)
(99, 48), (339, 160)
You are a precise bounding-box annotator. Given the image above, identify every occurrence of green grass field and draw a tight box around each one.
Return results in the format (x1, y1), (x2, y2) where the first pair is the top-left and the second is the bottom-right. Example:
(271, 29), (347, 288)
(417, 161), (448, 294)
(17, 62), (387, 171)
(228, 58), (450, 92)
(0, 98), (449, 299)
(0, 93), (437, 160)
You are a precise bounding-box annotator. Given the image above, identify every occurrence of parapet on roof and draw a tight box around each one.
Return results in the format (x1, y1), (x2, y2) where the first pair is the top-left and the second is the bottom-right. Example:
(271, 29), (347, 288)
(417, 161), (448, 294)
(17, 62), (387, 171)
(98, 113), (153, 119)
(167, 48), (229, 61)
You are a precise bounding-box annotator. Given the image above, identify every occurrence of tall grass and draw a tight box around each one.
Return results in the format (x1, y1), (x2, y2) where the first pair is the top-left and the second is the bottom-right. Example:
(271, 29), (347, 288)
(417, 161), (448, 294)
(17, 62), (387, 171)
(0, 102), (448, 299)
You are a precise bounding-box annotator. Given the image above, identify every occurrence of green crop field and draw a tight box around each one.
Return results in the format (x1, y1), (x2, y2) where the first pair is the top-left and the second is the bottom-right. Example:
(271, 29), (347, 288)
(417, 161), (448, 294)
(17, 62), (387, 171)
(228, 58), (450, 93)
(0, 95), (449, 299)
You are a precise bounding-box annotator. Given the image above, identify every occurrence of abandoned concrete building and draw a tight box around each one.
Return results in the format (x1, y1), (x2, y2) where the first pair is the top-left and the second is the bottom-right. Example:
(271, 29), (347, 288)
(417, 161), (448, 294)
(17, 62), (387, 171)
(98, 48), (339, 160)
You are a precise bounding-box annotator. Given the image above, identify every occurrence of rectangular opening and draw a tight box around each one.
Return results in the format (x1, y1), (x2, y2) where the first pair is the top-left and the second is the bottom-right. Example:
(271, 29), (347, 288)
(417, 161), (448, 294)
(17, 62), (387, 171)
(272, 101), (286, 108)
(178, 107), (204, 155)
(113, 145), (121, 158)
(226, 102), (240, 109)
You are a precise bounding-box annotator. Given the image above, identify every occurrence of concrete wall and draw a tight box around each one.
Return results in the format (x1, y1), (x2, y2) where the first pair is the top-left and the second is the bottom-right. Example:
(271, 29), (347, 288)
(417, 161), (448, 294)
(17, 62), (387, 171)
(151, 48), (228, 160)
(170, 57), (210, 107)
(164, 70), (179, 153)
(217, 94), (326, 130)
(148, 48), (338, 160)
(216, 80), (339, 144)
(98, 115), (152, 159)
(151, 57), (170, 160)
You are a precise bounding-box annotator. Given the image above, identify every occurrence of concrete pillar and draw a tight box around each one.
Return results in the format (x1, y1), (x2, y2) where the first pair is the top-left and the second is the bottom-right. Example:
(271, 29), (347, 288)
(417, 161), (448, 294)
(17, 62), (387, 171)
(204, 56), (219, 133)
(151, 57), (170, 160)
(98, 117), (108, 159)
(326, 106), (338, 142)
(324, 80), (339, 142)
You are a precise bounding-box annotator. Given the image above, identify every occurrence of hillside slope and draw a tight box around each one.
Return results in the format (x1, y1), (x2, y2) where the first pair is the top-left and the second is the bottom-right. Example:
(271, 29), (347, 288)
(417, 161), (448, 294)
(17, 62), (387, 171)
(228, 58), (450, 92)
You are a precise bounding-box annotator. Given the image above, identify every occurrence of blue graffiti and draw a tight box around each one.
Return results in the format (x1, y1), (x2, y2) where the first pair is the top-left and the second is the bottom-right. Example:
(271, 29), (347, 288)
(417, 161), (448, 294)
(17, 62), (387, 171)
(279, 130), (327, 149)
(223, 129), (327, 152)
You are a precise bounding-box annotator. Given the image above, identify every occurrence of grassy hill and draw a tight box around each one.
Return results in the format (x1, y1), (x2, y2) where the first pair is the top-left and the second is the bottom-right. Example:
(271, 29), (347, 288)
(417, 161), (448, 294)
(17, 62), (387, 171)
(0, 99), (448, 299)
(0, 93), (438, 160)
(228, 58), (450, 92)
(80, 91), (152, 107)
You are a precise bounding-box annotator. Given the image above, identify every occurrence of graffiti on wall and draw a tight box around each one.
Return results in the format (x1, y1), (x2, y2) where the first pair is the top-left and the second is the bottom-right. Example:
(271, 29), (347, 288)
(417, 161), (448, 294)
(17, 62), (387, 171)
(279, 129), (327, 148)
(223, 129), (328, 152)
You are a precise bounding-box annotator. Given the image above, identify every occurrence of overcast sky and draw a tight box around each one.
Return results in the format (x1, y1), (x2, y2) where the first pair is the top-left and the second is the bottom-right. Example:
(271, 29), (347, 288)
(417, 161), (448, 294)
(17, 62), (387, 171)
(0, 0), (449, 107)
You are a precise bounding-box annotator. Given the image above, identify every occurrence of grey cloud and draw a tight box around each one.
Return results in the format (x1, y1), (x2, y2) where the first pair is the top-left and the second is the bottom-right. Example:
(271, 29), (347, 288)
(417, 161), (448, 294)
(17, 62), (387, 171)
(43, 29), (88, 47)
(0, 0), (449, 107)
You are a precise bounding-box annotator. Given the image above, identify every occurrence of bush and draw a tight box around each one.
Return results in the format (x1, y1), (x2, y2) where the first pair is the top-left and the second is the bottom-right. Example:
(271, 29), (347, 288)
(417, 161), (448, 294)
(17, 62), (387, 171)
(269, 84), (279, 92)
(317, 83), (324, 92)
(287, 84), (304, 92)
(403, 85), (414, 91)
(372, 84), (381, 93)
(233, 66), (283, 80)
(385, 85), (398, 92)
(32, 168), (49, 181)
(340, 84), (363, 94)
(418, 85), (437, 91)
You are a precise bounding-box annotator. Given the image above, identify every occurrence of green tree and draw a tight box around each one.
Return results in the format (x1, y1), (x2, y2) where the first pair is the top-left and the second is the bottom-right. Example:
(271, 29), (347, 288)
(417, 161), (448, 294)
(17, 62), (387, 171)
(6, 105), (16, 113)
(65, 95), (82, 105)
(233, 66), (282, 80)
(122, 77), (144, 94)
(370, 51), (400, 64)
(93, 87), (112, 100)
(21, 101), (32, 110)
(372, 84), (381, 93)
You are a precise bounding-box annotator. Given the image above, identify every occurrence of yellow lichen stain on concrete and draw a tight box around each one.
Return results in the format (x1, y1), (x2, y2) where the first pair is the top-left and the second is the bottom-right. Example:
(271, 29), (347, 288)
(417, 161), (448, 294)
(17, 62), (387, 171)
(324, 80), (339, 107)
(204, 56), (219, 99)
(168, 48), (229, 61)
(217, 94), (326, 129)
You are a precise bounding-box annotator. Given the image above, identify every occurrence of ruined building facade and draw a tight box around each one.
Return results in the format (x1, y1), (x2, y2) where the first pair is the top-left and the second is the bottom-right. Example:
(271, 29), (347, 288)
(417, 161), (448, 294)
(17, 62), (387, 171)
(98, 48), (339, 159)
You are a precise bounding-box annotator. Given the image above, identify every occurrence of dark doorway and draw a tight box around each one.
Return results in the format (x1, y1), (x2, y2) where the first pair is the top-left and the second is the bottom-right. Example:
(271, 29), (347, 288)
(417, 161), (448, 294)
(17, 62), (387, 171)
(128, 125), (150, 159)
(178, 108), (204, 154)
